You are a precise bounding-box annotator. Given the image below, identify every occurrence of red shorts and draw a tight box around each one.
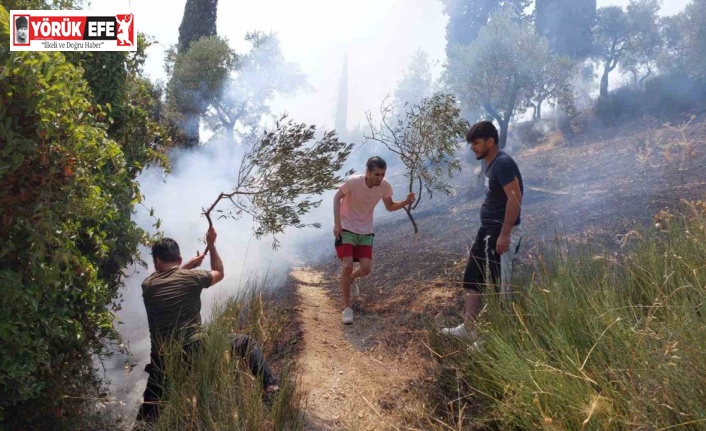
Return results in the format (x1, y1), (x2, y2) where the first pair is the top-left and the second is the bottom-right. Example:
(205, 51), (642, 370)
(335, 230), (374, 261)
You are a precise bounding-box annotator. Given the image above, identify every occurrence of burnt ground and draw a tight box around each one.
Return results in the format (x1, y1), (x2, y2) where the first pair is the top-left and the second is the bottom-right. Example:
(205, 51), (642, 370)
(280, 114), (706, 429)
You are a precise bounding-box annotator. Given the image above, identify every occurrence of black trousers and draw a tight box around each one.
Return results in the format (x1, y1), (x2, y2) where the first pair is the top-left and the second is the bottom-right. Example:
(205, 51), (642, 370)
(463, 225), (521, 292)
(136, 333), (276, 423)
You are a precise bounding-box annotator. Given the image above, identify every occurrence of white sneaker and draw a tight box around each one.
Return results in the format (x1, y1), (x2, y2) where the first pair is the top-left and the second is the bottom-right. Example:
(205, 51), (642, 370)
(441, 323), (477, 341)
(351, 280), (360, 298)
(342, 307), (354, 324)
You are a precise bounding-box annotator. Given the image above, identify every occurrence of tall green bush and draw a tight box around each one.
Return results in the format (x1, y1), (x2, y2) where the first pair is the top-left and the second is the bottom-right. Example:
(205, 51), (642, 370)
(0, 6), (168, 427)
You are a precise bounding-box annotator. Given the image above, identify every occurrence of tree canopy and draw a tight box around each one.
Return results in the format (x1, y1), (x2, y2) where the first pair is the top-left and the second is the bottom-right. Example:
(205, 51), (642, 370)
(366, 93), (468, 233)
(445, 9), (554, 148)
(591, 0), (661, 96)
(535, 0), (596, 59)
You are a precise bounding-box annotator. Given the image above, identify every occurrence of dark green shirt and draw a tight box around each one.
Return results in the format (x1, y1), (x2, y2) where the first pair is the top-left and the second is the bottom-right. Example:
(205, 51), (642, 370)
(142, 267), (212, 353)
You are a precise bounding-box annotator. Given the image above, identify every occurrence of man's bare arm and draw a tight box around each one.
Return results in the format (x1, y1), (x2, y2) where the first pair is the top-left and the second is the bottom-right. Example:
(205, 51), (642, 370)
(180, 252), (205, 270)
(495, 179), (522, 255)
(500, 179), (522, 236)
(205, 227), (224, 286)
(382, 193), (416, 212)
(208, 244), (224, 286)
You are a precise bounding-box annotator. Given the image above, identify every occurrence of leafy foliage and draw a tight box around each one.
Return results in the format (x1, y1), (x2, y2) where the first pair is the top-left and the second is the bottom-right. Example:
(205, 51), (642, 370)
(439, 0), (531, 58)
(166, 33), (305, 146)
(621, 0), (662, 87)
(535, 0), (596, 59)
(445, 9), (551, 148)
(166, 35), (235, 144)
(393, 49), (435, 116)
(660, 0), (706, 83)
(524, 55), (577, 120)
(366, 93), (468, 233)
(0, 5), (169, 427)
(204, 116), (353, 248)
(167, 0), (219, 147)
(591, 0), (661, 96)
(177, 0), (218, 52)
(204, 32), (306, 142)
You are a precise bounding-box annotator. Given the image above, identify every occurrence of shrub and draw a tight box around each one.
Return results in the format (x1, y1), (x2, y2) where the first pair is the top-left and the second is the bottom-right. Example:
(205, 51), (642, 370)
(547, 130), (566, 147)
(0, 5), (167, 426)
(595, 73), (706, 125)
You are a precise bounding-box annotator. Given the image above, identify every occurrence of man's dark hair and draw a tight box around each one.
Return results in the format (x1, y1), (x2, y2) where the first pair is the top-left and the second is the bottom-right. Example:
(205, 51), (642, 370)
(152, 238), (181, 263)
(466, 121), (499, 145)
(366, 156), (387, 172)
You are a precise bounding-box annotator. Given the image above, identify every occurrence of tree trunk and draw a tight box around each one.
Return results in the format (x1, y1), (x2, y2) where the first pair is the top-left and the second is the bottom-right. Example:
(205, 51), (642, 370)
(174, 0), (219, 148)
(639, 69), (653, 88)
(600, 64), (611, 97)
(224, 125), (235, 145)
(184, 114), (200, 148)
(498, 117), (510, 149)
(482, 102), (511, 149)
(403, 207), (418, 234)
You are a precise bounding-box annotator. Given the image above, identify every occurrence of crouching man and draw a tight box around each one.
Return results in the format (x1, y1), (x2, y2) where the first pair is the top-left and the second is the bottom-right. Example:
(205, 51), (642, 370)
(136, 227), (279, 423)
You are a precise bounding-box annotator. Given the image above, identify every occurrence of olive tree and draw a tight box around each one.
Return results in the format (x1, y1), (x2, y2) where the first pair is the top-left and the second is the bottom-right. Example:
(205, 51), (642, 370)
(445, 9), (549, 148)
(365, 93), (469, 234)
(202, 116), (353, 249)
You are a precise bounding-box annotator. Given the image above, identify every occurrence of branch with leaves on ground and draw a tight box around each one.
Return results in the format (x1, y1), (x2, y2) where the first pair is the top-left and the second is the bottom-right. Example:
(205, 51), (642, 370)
(365, 92), (468, 234)
(200, 115), (353, 250)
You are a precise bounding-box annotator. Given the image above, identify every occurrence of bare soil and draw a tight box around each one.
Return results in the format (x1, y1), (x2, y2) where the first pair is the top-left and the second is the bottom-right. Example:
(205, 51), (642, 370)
(292, 269), (433, 430)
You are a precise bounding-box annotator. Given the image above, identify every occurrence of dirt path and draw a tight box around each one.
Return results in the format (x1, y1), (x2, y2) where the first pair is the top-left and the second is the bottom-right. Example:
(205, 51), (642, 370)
(292, 268), (429, 431)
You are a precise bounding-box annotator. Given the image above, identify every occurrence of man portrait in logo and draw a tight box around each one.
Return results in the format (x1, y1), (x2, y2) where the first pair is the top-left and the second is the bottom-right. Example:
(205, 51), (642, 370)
(15, 16), (29, 45)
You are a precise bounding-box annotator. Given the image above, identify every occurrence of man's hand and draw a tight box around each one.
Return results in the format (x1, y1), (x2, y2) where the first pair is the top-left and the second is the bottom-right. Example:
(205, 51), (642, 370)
(206, 227), (217, 248)
(496, 233), (510, 255)
(182, 251), (206, 270)
(333, 223), (342, 238)
(406, 193), (416, 206)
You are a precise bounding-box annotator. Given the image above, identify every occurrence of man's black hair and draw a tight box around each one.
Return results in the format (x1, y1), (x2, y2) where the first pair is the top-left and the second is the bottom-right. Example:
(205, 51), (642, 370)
(366, 156), (387, 171)
(152, 238), (181, 263)
(466, 121), (499, 145)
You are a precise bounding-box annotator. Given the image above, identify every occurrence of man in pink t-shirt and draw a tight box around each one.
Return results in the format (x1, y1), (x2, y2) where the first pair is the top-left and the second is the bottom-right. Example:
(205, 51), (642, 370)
(333, 156), (415, 324)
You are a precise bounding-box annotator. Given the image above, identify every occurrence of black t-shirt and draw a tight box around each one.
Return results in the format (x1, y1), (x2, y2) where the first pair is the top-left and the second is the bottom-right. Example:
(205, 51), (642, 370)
(480, 151), (523, 228)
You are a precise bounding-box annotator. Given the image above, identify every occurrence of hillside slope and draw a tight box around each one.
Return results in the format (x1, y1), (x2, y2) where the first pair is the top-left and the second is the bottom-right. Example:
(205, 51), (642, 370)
(289, 115), (706, 429)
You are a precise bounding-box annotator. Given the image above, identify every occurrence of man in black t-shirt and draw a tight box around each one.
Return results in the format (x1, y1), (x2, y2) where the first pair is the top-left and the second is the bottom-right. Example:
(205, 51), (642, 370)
(442, 121), (523, 341)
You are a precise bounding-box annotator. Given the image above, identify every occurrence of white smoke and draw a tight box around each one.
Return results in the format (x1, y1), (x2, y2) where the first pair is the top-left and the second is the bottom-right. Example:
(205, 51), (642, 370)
(102, 139), (303, 417)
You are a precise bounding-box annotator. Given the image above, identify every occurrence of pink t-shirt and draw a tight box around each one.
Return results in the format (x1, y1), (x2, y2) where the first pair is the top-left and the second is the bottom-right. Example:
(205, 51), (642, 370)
(339, 174), (393, 235)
